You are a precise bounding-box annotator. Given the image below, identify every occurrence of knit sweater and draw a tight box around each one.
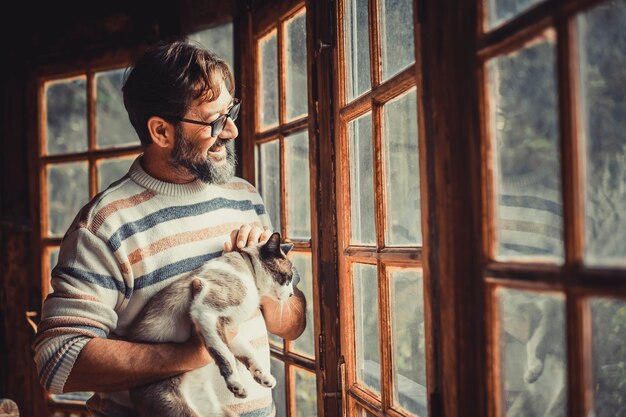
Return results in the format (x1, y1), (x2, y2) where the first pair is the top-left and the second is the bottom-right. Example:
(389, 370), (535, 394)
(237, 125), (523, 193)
(33, 156), (275, 417)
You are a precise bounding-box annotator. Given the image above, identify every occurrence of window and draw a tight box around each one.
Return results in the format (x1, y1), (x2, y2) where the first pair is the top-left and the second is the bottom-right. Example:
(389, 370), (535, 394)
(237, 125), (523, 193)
(337, 0), (427, 416)
(37, 65), (140, 414)
(480, 0), (626, 416)
(250, 4), (319, 416)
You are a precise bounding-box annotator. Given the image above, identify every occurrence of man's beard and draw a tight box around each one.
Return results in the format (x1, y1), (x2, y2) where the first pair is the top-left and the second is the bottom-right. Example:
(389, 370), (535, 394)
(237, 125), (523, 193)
(169, 126), (236, 184)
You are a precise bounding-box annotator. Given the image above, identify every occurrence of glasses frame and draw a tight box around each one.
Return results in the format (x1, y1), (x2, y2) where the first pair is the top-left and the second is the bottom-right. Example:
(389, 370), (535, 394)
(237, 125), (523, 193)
(168, 98), (241, 137)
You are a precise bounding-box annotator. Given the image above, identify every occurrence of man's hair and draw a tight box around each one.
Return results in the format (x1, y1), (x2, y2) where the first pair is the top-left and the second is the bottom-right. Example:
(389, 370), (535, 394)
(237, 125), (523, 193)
(122, 40), (234, 147)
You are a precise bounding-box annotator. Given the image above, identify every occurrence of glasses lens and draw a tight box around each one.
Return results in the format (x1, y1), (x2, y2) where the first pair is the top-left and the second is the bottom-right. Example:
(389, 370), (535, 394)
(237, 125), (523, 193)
(211, 116), (227, 137)
(229, 102), (241, 121)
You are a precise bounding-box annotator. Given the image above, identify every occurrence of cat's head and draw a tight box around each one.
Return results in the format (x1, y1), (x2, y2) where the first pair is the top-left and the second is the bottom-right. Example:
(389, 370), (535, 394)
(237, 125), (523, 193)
(252, 232), (295, 301)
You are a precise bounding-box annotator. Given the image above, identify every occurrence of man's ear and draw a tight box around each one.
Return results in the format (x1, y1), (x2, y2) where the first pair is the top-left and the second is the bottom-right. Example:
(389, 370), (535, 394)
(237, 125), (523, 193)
(147, 116), (174, 148)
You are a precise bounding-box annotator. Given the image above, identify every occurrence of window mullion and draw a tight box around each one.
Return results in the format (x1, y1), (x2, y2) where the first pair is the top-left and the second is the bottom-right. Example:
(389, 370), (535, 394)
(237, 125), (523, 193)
(379, 261), (393, 412)
(368, 0), (381, 88)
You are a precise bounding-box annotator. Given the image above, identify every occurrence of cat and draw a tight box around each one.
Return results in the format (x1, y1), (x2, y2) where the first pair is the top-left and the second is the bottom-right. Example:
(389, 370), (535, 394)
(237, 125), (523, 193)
(125, 232), (296, 417)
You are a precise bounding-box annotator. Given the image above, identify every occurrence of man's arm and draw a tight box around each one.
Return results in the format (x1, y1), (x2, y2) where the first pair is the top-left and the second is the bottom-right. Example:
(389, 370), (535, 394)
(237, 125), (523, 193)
(260, 288), (307, 341)
(63, 335), (212, 393)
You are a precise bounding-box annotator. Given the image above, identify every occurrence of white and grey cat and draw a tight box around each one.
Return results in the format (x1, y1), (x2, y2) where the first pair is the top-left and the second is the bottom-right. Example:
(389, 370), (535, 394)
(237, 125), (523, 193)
(126, 232), (296, 417)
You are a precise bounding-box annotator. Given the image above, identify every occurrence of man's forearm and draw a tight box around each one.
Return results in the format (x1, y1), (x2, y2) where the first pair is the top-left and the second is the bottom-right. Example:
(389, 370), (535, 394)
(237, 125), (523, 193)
(261, 288), (307, 340)
(63, 336), (210, 393)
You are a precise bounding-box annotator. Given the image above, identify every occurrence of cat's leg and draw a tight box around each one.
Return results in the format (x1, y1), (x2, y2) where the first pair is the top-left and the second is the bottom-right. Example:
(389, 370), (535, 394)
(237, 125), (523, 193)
(229, 339), (276, 388)
(190, 306), (246, 398)
(130, 376), (203, 417)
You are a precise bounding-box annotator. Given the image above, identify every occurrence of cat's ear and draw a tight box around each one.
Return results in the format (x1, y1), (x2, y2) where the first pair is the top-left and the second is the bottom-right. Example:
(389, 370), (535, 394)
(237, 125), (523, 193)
(280, 242), (294, 254)
(261, 232), (282, 257)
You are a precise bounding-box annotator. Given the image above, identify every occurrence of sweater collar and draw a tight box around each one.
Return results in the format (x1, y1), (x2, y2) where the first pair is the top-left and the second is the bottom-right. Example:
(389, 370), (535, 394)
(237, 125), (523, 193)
(128, 155), (212, 197)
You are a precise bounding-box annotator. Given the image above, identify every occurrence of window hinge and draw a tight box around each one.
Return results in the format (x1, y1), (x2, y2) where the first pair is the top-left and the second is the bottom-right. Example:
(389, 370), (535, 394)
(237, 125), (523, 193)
(339, 356), (347, 417)
(318, 332), (325, 371)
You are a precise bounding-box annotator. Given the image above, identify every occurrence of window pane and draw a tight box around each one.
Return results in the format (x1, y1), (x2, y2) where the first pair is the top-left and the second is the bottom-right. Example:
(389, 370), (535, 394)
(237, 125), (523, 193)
(270, 359), (286, 417)
(47, 162), (89, 237)
(48, 247), (59, 294)
(344, 0), (371, 101)
(384, 89), (421, 246)
(590, 297), (626, 417)
(259, 30), (279, 129)
(486, 0), (542, 29)
(353, 263), (380, 395)
(489, 39), (563, 262)
(497, 288), (567, 417)
(257, 140), (281, 232)
(295, 368), (317, 417)
(45, 77), (87, 155)
(349, 113), (376, 245)
(97, 156), (136, 192)
(95, 69), (138, 149)
(578, 0), (626, 266)
(285, 10), (308, 121)
(390, 268), (428, 415)
(290, 252), (315, 358)
(380, 0), (415, 80)
(189, 22), (234, 69)
(285, 131), (311, 239)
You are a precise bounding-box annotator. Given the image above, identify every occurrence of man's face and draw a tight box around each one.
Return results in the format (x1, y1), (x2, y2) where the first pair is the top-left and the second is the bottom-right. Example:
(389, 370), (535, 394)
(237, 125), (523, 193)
(168, 81), (239, 184)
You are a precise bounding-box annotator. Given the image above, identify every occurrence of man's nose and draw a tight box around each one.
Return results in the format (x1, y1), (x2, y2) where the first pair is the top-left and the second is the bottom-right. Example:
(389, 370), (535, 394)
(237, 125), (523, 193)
(218, 117), (238, 140)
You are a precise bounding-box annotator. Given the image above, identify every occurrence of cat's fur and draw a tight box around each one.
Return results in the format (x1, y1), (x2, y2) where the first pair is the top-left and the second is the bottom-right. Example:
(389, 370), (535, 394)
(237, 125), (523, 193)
(126, 232), (295, 417)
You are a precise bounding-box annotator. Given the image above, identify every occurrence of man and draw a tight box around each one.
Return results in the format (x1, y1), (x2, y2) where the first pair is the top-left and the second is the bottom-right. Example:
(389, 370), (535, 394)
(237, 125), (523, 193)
(33, 40), (306, 417)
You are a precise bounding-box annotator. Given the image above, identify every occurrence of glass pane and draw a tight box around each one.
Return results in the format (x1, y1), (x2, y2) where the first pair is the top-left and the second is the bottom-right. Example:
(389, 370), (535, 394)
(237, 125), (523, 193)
(257, 141), (281, 233)
(353, 263), (380, 395)
(270, 359), (286, 417)
(349, 113), (376, 245)
(259, 30), (279, 129)
(489, 38), (563, 262)
(97, 156), (136, 192)
(189, 22), (234, 69)
(344, 0), (371, 101)
(290, 252), (315, 357)
(384, 89), (421, 245)
(45, 77), (88, 155)
(47, 162), (89, 237)
(285, 131), (311, 239)
(95, 69), (138, 149)
(497, 288), (567, 417)
(578, 0), (626, 266)
(590, 297), (626, 417)
(390, 268), (428, 415)
(48, 247), (59, 294)
(295, 368), (317, 417)
(486, 0), (543, 29)
(286, 10), (308, 121)
(380, 0), (415, 80)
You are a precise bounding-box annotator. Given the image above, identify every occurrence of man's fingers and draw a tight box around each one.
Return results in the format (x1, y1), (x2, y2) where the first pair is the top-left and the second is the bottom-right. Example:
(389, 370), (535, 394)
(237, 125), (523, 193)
(236, 224), (252, 249)
(260, 227), (272, 244)
(247, 226), (263, 246)
(223, 240), (233, 253)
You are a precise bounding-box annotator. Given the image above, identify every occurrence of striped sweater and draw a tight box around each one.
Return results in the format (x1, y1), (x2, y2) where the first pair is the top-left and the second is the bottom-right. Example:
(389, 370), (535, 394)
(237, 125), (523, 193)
(33, 156), (275, 417)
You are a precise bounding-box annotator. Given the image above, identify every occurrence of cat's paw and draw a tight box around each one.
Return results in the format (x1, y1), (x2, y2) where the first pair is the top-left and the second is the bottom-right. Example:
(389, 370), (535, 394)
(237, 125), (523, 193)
(253, 370), (277, 388)
(524, 358), (544, 384)
(226, 379), (248, 398)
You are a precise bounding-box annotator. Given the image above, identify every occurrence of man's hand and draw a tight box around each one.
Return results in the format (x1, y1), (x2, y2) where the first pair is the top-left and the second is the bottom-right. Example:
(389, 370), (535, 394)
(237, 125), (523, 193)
(224, 224), (272, 252)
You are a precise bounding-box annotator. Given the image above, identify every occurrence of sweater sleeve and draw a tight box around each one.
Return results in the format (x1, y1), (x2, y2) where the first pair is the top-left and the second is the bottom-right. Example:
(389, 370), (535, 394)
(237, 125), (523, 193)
(32, 227), (127, 394)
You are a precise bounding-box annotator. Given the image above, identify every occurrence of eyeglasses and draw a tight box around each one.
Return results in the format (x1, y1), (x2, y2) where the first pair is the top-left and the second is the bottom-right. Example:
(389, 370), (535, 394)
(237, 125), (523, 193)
(170, 98), (241, 137)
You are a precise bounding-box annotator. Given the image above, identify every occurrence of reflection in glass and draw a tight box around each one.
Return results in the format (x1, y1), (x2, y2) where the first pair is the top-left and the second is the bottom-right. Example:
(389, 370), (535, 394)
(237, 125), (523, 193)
(497, 288), (566, 417)
(487, 0), (542, 29)
(285, 131), (311, 239)
(353, 263), (380, 395)
(290, 252), (314, 357)
(390, 269), (427, 415)
(47, 162), (89, 237)
(489, 39), (563, 262)
(384, 89), (421, 245)
(270, 359), (286, 417)
(96, 69), (138, 149)
(380, 0), (415, 80)
(295, 368), (317, 417)
(259, 31), (279, 129)
(286, 10), (308, 121)
(257, 141), (281, 232)
(189, 22), (234, 70)
(344, 0), (371, 101)
(349, 113), (376, 245)
(590, 298), (626, 417)
(45, 77), (88, 155)
(97, 156), (136, 192)
(578, 0), (626, 266)
(48, 247), (59, 294)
